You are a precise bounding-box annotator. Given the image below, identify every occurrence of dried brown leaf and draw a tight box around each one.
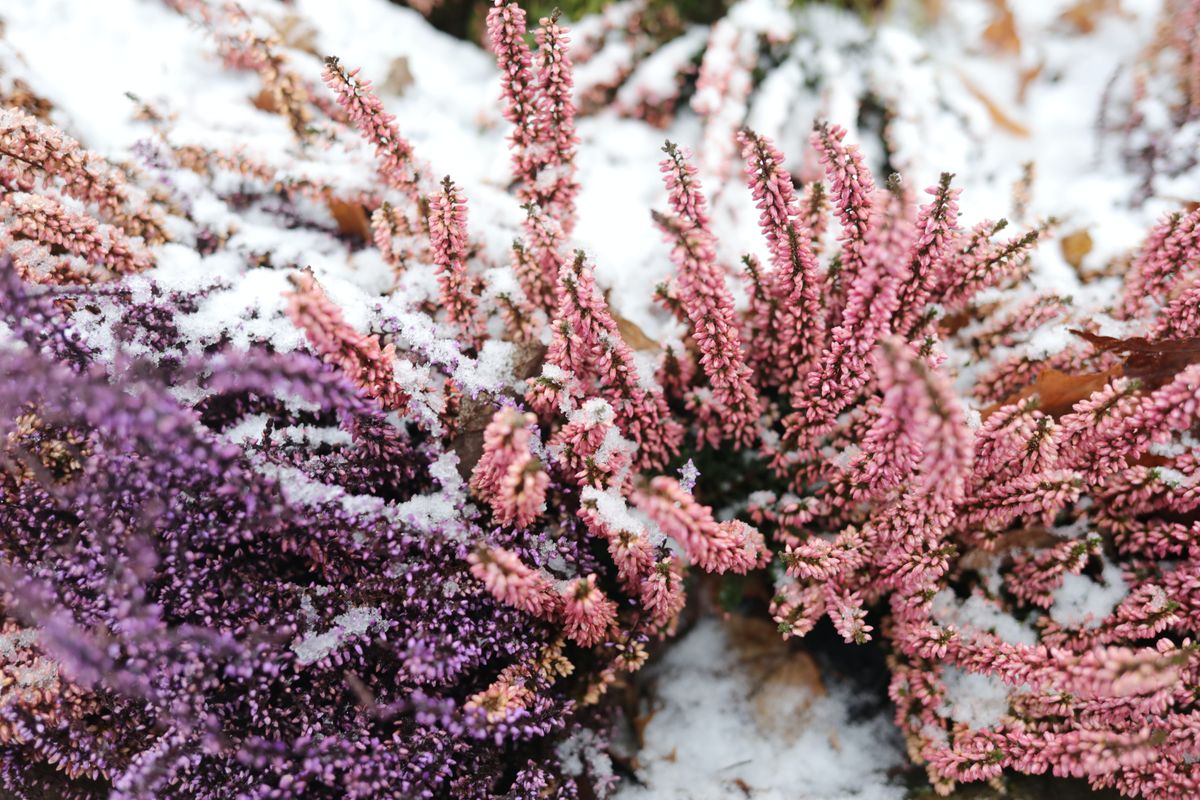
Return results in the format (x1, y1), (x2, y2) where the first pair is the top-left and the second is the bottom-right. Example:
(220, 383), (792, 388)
(1060, 229), (1093, 270)
(327, 198), (371, 242)
(1017, 62), (1044, 104)
(382, 57), (415, 97)
(960, 74), (1030, 137)
(251, 88), (279, 114)
(612, 308), (660, 352)
(983, 0), (1021, 54)
(1059, 0), (1122, 34)
(986, 366), (1118, 420)
(1075, 330), (1200, 390)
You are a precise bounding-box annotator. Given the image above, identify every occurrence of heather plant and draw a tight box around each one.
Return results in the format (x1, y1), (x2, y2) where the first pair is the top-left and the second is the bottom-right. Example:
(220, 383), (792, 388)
(1100, 0), (1200, 201)
(564, 0), (996, 192)
(1, 0), (1199, 797)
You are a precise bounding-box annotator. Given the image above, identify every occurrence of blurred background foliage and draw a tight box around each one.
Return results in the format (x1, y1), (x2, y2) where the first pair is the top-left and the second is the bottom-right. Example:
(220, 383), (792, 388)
(395, 0), (889, 43)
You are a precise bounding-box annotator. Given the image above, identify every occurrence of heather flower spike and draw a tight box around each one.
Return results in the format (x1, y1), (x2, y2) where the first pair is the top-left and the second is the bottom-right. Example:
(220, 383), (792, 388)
(284, 270), (409, 411)
(470, 407), (549, 529)
(429, 175), (484, 346)
(548, 249), (682, 470)
(634, 476), (769, 574)
(532, 9), (580, 234)
(322, 56), (426, 209)
(657, 141), (760, 446)
(737, 128), (825, 387)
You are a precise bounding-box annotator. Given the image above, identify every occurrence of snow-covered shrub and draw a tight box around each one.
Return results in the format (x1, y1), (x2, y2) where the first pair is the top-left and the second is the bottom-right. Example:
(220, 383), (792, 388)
(569, 0), (995, 188)
(1101, 0), (1200, 200)
(1, 0), (1199, 798)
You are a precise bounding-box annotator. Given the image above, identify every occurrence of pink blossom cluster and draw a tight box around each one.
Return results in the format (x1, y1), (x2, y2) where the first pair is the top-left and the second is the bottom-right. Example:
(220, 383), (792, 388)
(283, 271), (410, 411)
(321, 56), (426, 209)
(0, 107), (165, 283)
(470, 407), (548, 529)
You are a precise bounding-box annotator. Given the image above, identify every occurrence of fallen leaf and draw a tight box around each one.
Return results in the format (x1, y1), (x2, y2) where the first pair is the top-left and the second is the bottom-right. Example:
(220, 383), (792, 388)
(1059, 0), (1122, 34)
(251, 88), (279, 114)
(1074, 330), (1200, 390)
(271, 14), (319, 55)
(983, 0), (1021, 55)
(327, 198), (372, 241)
(1017, 62), (1044, 104)
(1060, 229), (1093, 270)
(960, 74), (1030, 137)
(382, 56), (415, 96)
(450, 391), (496, 479)
(612, 308), (660, 352)
(632, 708), (657, 748)
(510, 340), (547, 381)
(987, 366), (1118, 420)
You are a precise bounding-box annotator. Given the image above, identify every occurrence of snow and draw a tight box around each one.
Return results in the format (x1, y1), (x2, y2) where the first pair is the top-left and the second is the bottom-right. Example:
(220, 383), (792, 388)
(291, 605), (387, 665)
(618, 618), (905, 799)
(937, 667), (1013, 730)
(931, 589), (1038, 646)
(1049, 557), (1130, 629)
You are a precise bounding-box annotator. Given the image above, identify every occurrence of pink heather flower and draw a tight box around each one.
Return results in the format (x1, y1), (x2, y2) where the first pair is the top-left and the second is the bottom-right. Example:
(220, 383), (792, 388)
(371, 201), (415, 276)
(690, 16), (755, 184)
(795, 337), (973, 615)
(322, 57), (425, 208)
(1056, 376), (1145, 476)
(812, 122), (876, 301)
(971, 398), (1058, 485)
(532, 11), (580, 234)
(487, 1), (541, 198)
(1098, 362), (1200, 463)
(579, 493), (654, 592)
(0, 192), (154, 275)
(656, 142), (760, 446)
(0, 232), (100, 284)
(550, 398), (632, 489)
(789, 177), (957, 445)
(879, 337), (972, 502)
(1007, 535), (1103, 608)
(1121, 208), (1200, 317)
(467, 546), (560, 619)
(970, 294), (1070, 359)
(938, 222), (1042, 313)
(547, 250), (682, 470)
(470, 407), (548, 529)
(0, 107), (166, 244)
(782, 526), (869, 583)
(798, 180), (829, 257)
(827, 587), (874, 644)
(639, 555), (687, 631)
(488, 1), (580, 302)
(524, 363), (572, 419)
(737, 129), (825, 387)
(518, 203), (567, 312)
(429, 176), (484, 346)
(633, 476), (769, 574)
(1152, 277), (1200, 340)
(957, 469), (1085, 536)
(770, 581), (826, 640)
(561, 575), (617, 647)
(891, 173), (961, 339)
(284, 271), (409, 411)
